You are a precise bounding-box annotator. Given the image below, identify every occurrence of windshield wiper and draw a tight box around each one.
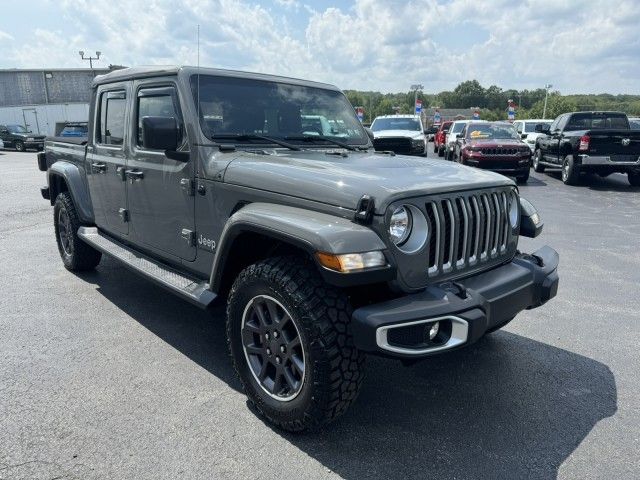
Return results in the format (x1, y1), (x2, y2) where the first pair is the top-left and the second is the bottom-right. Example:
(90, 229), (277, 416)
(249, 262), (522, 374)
(210, 134), (301, 151)
(284, 135), (366, 152)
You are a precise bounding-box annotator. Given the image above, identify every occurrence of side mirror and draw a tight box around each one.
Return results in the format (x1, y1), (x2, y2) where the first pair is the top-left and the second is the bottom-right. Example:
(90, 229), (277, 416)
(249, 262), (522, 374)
(535, 123), (550, 134)
(519, 197), (543, 238)
(456, 133), (462, 139)
(521, 133), (527, 139)
(142, 116), (179, 152)
(364, 127), (375, 143)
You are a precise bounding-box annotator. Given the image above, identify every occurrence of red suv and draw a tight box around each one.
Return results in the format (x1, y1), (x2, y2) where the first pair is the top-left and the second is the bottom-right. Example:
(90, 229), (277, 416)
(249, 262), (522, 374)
(434, 121), (453, 157)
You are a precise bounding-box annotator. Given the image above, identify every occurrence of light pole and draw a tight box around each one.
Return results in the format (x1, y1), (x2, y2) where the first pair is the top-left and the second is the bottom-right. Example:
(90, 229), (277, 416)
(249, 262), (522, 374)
(79, 51), (101, 69)
(410, 83), (424, 115)
(542, 83), (552, 119)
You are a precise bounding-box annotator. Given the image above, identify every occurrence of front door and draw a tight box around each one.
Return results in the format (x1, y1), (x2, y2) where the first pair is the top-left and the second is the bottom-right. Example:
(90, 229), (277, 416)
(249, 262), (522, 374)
(86, 87), (130, 237)
(126, 82), (196, 261)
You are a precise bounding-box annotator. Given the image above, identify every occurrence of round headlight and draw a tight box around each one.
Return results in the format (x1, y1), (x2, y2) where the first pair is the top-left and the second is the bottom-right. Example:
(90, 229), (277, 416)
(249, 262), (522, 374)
(509, 192), (519, 228)
(389, 206), (412, 245)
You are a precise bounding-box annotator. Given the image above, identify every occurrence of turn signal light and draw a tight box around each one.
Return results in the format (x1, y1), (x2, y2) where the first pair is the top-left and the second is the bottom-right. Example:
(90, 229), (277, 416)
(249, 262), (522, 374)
(316, 251), (386, 273)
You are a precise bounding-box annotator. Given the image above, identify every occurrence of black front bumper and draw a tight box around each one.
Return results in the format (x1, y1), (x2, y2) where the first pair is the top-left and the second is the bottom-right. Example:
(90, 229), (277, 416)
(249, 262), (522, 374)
(352, 246), (559, 359)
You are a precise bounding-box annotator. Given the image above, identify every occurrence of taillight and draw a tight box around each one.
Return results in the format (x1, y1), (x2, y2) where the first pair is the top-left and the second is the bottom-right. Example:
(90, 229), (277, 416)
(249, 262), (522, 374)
(579, 135), (590, 152)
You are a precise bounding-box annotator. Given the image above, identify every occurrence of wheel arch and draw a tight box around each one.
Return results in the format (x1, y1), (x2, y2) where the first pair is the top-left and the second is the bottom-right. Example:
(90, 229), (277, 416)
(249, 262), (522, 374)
(209, 203), (393, 295)
(48, 161), (94, 224)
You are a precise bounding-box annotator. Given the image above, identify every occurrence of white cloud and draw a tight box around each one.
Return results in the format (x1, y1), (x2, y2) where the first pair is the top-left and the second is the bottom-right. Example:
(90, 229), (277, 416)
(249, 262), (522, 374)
(1, 0), (639, 94)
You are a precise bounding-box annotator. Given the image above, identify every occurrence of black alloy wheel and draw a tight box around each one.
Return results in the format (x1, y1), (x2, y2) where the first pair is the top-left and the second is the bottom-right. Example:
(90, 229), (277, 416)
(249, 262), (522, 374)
(241, 295), (305, 401)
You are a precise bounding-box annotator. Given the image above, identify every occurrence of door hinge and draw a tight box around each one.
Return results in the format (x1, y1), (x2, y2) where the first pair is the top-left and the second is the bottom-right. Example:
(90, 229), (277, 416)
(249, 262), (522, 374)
(180, 178), (195, 196)
(181, 228), (196, 246)
(118, 208), (129, 222)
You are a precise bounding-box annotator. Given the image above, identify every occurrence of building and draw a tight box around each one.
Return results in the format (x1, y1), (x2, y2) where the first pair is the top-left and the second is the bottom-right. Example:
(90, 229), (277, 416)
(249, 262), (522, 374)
(0, 68), (117, 136)
(422, 108), (479, 126)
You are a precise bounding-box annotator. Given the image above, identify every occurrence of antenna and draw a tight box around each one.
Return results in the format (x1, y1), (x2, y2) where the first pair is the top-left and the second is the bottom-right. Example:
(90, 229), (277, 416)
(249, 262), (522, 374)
(197, 24), (201, 127)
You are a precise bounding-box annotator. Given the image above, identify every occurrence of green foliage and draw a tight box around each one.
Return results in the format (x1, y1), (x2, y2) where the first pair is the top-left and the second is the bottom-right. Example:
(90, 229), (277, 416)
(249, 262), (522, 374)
(345, 80), (640, 122)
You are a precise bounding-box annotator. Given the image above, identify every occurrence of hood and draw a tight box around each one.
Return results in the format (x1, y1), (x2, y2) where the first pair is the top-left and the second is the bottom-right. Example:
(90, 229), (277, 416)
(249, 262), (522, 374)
(13, 132), (45, 139)
(374, 130), (424, 140)
(222, 150), (514, 213)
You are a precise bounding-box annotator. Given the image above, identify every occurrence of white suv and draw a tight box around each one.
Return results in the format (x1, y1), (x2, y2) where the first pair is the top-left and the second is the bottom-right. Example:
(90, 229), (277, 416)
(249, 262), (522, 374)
(513, 119), (552, 152)
(370, 115), (427, 156)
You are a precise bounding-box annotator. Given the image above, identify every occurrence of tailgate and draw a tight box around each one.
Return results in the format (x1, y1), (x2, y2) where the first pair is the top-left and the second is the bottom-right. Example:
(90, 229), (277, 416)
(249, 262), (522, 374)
(587, 129), (640, 159)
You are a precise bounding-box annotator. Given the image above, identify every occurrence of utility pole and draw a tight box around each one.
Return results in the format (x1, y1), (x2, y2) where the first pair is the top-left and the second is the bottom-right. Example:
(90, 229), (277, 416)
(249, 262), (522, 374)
(410, 84), (424, 115)
(542, 84), (552, 119)
(79, 51), (101, 70)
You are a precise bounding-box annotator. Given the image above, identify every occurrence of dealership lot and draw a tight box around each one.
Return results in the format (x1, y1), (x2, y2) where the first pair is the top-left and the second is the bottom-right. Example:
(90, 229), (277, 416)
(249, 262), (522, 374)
(1, 150), (639, 479)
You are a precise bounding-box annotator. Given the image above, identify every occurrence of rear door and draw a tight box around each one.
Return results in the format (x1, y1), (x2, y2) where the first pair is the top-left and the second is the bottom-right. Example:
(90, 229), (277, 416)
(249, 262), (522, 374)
(86, 84), (130, 237)
(126, 79), (196, 262)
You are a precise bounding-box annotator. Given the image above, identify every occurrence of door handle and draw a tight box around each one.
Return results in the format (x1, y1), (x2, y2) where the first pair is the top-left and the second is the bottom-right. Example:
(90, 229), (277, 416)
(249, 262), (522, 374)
(125, 170), (144, 181)
(91, 162), (107, 173)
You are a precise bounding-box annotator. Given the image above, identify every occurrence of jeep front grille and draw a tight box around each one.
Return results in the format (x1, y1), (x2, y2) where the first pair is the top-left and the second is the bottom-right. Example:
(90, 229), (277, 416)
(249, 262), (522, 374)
(424, 189), (513, 278)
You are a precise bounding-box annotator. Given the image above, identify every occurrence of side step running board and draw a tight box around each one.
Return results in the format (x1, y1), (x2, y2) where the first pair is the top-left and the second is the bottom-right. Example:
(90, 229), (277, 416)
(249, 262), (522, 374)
(78, 227), (216, 309)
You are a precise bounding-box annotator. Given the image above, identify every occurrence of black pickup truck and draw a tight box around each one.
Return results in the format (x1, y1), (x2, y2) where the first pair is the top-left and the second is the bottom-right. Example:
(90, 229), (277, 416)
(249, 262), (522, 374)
(532, 111), (640, 185)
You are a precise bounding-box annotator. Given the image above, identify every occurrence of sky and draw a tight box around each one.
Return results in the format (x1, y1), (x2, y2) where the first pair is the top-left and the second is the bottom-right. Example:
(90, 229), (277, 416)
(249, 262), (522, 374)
(1, 0), (639, 94)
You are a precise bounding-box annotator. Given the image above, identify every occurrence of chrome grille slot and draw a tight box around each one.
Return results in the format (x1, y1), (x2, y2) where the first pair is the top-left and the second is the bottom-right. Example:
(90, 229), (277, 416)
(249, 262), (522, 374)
(423, 188), (515, 279)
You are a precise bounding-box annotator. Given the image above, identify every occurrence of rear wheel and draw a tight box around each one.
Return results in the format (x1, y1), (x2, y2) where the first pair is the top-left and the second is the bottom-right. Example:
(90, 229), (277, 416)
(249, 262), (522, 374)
(629, 171), (640, 186)
(532, 149), (545, 172)
(561, 155), (580, 185)
(54, 192), (102, 271)
(14, 140), (25, 152)
(227, 256), (365, 431)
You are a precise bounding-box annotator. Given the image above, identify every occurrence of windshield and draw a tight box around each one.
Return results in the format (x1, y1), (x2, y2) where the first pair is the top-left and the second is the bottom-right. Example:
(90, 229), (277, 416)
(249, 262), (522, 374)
(371, 118), (422, 132)
(7, 124), (28, 133)
(466, 123), (520, 140)
(525, 121), (550, 132)
(450, 122), (467, 134)
(190, 75), (368, 146)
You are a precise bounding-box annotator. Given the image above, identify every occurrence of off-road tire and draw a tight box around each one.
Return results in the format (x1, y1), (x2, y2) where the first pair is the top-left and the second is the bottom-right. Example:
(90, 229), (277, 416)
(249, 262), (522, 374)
(54, 192), (102, 271)
(532, 149), (545, 172)
(561, 155), (580, 185)
(14, 140), (25, 152)
(226, 256), (365, 431)
(628, 171), (640, 187)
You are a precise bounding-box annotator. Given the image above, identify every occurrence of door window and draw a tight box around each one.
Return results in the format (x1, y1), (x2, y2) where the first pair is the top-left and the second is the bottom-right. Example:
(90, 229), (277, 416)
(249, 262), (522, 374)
(97, 91), (126, 146)
(136, 87), (183, 148)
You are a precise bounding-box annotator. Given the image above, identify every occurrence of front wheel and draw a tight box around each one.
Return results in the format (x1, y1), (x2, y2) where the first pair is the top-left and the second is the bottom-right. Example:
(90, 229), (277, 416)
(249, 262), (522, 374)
(226, 256), (365, 431)
(532, 149), (545, 172)
(14, 140), (25, 152)
(54, 192), (102, 271)
(516, 170), (530, 184)
(629, 171), (640, 186)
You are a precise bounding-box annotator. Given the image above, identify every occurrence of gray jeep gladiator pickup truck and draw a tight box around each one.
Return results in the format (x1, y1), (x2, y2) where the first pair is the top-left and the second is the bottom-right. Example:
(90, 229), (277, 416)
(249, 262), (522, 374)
(38, 66), (559, 431)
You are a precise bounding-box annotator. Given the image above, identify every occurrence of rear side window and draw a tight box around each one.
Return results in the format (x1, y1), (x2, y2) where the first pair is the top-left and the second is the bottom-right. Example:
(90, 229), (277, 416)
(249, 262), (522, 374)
(97, 90), (126, 145)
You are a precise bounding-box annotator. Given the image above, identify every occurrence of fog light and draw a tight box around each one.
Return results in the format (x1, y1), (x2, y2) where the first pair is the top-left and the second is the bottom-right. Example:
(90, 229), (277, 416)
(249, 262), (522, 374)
(428, 322), (439, 340)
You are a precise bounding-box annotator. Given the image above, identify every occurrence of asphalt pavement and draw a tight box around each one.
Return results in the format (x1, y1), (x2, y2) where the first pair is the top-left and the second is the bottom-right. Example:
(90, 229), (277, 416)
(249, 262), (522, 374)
(1, 149), (638, 479)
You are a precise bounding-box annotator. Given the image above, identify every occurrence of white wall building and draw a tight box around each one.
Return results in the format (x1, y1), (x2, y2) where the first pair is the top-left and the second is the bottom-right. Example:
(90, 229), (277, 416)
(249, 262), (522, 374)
(0, 68), (116, 136)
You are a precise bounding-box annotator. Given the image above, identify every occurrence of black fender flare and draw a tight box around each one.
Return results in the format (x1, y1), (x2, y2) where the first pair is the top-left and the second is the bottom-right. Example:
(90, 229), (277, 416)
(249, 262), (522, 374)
(209, 203), (394, 292)
(48, 161), (94, 224)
